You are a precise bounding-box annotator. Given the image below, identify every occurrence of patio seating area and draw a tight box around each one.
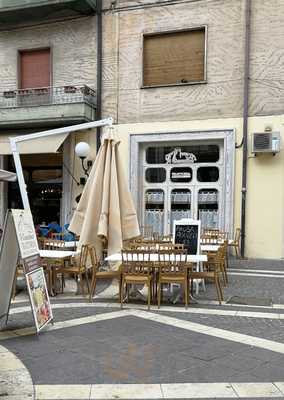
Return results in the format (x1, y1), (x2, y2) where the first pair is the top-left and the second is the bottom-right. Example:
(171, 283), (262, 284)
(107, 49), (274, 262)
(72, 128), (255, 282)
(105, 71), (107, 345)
(12, 226), (241, 309)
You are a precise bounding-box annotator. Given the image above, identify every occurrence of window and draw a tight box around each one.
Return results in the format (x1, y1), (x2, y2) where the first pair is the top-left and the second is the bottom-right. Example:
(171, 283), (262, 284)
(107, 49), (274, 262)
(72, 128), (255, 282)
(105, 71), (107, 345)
(197, 167), (219, 182)
(19, 48), (51, 89)
(143, 27), (206, 87)
(146, 145), (219, 164)
(145, 168), (166, 183)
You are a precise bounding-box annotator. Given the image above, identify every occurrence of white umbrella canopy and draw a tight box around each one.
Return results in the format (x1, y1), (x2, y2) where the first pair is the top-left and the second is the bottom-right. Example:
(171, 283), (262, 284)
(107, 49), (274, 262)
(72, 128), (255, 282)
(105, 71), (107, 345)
(69, 128), (140, 258)
(0, 169), (17, 182)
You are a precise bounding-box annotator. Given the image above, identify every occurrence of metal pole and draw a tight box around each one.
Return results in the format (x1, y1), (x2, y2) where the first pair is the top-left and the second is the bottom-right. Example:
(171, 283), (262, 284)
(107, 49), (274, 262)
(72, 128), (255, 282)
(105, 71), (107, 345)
(9, 139), (30, 210)
(240, 0), (251, 258)
(96, 0), (103, 151)
(9, 117), (113, 212)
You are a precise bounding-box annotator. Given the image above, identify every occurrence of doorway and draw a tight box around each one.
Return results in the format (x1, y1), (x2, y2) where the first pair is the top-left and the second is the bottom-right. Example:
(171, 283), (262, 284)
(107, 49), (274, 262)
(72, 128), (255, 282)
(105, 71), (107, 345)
(8, 152), (62, 225)
(142, 143), (223, 235)
(130, 130), (235, 237)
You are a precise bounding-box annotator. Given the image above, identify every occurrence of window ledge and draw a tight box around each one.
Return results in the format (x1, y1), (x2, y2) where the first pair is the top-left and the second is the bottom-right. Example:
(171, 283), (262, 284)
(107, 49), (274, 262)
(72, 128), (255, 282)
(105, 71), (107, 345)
(141, 80), (207, 89)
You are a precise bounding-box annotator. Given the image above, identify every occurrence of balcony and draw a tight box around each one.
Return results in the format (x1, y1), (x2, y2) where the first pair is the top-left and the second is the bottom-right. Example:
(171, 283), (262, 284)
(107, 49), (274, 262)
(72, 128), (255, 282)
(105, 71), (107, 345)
(0, 85), (96, 128)
(0, 0), (97, 30)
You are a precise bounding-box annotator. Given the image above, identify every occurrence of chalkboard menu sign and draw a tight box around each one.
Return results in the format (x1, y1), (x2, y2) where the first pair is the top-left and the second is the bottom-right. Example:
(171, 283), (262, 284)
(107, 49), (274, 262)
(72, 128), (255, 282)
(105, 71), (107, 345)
(173, 220), (200, 255)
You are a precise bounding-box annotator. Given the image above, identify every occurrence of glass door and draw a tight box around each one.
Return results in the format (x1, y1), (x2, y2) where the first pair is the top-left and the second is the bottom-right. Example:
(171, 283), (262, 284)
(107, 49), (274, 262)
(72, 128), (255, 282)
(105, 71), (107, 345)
(142, 142), (223, 235)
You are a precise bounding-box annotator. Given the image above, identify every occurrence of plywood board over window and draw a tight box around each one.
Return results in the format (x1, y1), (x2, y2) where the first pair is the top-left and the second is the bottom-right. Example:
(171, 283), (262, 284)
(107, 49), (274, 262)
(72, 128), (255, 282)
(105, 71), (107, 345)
(143, 28), (206, 87)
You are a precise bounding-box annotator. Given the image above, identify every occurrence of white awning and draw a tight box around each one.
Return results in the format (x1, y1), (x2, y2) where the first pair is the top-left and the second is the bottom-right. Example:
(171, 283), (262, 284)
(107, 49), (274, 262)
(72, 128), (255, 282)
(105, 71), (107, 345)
(0, 169), (17, 182)
(0, 132), (68, 155)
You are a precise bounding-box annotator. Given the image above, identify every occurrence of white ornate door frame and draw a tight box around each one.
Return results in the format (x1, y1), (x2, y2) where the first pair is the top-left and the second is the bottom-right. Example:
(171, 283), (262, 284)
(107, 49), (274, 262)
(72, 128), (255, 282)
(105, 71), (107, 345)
(129, 129), (235, 237)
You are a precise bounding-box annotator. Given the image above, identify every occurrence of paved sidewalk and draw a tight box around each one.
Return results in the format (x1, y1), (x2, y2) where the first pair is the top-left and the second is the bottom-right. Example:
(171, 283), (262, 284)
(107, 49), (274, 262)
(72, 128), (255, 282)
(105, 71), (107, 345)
(1, 261), (284, 399)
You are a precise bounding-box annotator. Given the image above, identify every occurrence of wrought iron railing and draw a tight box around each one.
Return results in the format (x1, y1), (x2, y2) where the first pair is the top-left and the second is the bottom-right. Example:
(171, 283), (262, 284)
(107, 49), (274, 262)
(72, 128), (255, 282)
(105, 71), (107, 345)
(0, 85), (96, 108)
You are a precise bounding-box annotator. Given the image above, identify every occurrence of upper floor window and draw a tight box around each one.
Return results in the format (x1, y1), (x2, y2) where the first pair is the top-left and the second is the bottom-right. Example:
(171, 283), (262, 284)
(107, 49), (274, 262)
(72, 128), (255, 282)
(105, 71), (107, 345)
(19, 48), (51, 89)
(143, 27), (206, 88)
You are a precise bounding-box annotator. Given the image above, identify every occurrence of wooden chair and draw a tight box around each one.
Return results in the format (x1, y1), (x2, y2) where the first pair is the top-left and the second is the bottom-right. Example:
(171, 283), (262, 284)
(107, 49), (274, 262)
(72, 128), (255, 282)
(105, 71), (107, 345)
(229, 228), (241, 257)
(157, 251), (189, 308)
(43, 238), (66, 250)
(121, 249), (153, 310)
(50, 232), (65, 240)
(188, 248), (224, 304)
(54, 244), (90, 295)
(88, 245), (121, 302)
(158, 243), (185, 252)
(12, 262), (24, 300)
(140, 225), (153, 239)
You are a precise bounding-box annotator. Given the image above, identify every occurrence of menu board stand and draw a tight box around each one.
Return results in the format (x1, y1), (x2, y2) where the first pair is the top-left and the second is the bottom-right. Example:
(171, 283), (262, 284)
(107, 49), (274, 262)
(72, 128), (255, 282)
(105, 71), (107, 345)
(173, 218), (201, 255)
(0, 209), (53, 333)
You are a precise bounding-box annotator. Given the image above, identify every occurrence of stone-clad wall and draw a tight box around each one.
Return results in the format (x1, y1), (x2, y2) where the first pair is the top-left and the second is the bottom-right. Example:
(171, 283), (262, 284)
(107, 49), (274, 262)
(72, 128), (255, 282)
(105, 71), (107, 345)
(101, 0), (284, 123)
(0, 16), (97, 91)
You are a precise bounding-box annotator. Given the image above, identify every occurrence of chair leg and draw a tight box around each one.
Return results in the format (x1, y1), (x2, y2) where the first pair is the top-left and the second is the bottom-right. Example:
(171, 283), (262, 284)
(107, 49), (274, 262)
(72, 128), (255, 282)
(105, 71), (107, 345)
(218, 277), (224, 301)
(118, 276), (122, 306)
(235, 245), (239, 258)
(215, 276), (222, 305)
(157, 282), (161, 309)
(85, 270), (91, 295)
(79, 273), (85, 295)
(184, 280), (188, 309)
(120, 279), (124, 309)
(89, 277), (97, 302)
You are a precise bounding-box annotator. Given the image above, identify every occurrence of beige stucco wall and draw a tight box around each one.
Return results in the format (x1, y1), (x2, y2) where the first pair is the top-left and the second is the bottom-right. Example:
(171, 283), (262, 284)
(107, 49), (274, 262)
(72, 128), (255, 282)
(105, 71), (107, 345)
(102, 0), (284, 123)
(0, 16), (97, 90)
(87, 114), (283, 260)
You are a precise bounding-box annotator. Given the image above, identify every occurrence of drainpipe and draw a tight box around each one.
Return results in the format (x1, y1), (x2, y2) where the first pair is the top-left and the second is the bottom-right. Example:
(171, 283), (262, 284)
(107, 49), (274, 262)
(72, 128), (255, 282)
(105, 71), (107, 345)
(240, 0), (251, 258)
(96, 0), (103, 151)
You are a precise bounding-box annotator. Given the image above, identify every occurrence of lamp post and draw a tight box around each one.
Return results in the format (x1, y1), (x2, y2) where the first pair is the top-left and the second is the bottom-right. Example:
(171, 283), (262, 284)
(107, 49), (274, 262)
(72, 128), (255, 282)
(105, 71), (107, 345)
(75, 142), (92, 185)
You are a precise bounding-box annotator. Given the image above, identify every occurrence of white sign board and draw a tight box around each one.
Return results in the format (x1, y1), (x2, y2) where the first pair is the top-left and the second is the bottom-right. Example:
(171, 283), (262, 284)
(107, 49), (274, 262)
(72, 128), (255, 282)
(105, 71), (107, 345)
(0, 209), (53, 333)
(11, 209), (39, 258)
(0, 211), (19, 321)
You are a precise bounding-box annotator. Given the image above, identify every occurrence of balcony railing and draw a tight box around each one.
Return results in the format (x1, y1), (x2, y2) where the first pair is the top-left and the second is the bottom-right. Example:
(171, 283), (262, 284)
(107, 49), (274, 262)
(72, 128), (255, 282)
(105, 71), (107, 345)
(0, 85), (96, 108)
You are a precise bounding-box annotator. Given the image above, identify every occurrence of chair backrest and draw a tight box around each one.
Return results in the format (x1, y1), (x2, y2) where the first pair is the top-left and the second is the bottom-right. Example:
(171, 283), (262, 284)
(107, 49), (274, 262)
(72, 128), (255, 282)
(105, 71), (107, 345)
(206, 242), (226, 272)
(121, 249), (152, 275)
(43, 238), (66, 250)
(50, 232), (65, 240)
(234, 228), (241, 244)
(77, 244), (89, 273)
(141, 225), (154, 239)
(158, 250), (187, 274)
(87, 245), (98, 275)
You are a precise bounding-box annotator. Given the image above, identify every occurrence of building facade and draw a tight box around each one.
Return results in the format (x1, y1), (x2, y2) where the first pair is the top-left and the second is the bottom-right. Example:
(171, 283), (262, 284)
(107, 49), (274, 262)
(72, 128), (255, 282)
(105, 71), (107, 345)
(0, 0), (98, 226)
(0, 0), (284, 259)
(100, 0), (284, 259)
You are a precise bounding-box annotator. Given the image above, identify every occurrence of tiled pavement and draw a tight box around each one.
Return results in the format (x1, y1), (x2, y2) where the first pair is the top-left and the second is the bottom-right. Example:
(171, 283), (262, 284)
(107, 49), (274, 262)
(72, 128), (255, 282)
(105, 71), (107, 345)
(1, 260), (284, 399)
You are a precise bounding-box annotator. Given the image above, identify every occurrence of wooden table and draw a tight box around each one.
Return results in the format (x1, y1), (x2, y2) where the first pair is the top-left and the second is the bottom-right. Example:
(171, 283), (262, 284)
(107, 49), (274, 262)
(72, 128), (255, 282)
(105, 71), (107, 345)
(105, 253), (207, 263)
(201, 244), (220, 252)
(106, 252), (207, 303)
(43, 241), (79, 249)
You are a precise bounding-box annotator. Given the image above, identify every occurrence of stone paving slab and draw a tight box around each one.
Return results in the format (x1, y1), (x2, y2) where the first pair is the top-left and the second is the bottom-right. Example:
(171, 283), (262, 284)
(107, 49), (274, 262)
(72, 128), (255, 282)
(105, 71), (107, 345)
(156, 311), (284, 345)
(1, 307), (118, 332)
(196, 274), (284, 304)
(3, 315), (284, 385)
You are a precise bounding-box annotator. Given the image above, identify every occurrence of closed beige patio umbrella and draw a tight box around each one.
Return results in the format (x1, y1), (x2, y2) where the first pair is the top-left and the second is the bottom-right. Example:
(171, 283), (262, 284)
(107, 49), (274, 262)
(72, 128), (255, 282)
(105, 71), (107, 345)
(0, 169), (17, 182)
(69, 128), (140, 258)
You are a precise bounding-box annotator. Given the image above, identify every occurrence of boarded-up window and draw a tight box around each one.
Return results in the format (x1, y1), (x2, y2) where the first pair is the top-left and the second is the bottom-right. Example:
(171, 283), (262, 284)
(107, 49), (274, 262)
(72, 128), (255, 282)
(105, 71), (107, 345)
(143, 28), (206, 87)
(19, 48), (51, 89)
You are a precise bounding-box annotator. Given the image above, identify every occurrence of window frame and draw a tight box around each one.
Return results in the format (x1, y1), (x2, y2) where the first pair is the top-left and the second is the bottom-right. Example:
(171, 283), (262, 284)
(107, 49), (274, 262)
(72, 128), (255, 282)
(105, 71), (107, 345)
(17, 46), (53, 90)
(141, 26), (208, 89)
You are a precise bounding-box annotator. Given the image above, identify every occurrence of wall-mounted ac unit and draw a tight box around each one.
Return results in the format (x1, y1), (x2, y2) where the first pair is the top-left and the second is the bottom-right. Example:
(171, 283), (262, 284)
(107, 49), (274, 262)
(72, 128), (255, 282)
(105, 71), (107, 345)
(251, 132), (280, 154)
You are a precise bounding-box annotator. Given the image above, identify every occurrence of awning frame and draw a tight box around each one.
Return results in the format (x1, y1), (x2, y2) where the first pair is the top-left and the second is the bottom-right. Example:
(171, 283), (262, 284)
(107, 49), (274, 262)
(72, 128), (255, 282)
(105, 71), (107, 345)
(10, 118), (113, 210)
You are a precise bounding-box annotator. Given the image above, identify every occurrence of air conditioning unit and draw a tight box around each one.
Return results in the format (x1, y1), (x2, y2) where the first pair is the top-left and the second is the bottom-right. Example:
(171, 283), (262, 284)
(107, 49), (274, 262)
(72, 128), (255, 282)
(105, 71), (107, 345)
(252, 132), (280, 154)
